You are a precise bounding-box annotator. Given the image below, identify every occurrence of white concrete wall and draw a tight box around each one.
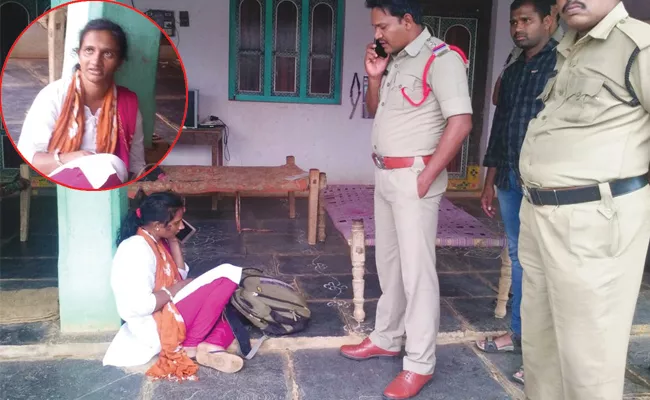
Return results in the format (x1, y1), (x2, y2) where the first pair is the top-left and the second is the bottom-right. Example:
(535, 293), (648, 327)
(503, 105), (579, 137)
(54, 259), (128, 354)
(10, 19), (48, 58)
(132, 0), (515, 184)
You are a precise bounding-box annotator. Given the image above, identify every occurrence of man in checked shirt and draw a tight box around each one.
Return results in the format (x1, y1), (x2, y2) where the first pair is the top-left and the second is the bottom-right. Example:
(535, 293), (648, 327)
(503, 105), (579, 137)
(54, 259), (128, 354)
(475, 0), (559, 385)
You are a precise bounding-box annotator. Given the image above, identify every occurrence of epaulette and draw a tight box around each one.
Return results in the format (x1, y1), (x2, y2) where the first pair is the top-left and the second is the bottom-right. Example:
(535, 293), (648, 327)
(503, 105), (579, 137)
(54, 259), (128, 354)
(401, 39), (469, 107)
(617, 17), (650, 50)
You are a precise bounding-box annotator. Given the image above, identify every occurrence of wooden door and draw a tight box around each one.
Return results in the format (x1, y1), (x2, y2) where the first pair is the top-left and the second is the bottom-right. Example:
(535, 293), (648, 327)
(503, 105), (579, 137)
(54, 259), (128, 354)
(420, 1), (492, 191)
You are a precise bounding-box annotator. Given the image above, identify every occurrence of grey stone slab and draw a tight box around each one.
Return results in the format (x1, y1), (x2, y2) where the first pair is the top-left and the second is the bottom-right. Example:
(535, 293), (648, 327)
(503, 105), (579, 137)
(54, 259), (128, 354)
(634, 290), (650, 326)
(277, 254), (377, 276)
(0, 234), (58, 258)
(626, 337), (650, 394)
(0, 279), (57, 291)
(345, 299), (462, 335)
(446, 298), (511, 333)
(292, 345), (511, 400)
(301, 301), (347, 337)
(259, 215), (342, 238)
(0, 321), (57, 346)
(1, 86), (43, 124)
(153, 353), (288, 400)
(439, 273), (496, 298)
(296, 274), (382, 301)
(186, 254), (277, 278)
(0, 360), (142, 400)
(0, 258), (58, 279)
(482, 351), (524, 386)
(182, 229), (246, 257)
(437, 253), (473, 272)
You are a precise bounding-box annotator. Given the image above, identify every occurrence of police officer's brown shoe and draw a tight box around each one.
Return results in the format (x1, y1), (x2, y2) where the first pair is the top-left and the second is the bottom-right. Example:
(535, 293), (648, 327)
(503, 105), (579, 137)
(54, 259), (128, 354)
(383, 370), (433, 399)
(340, 337), (399, 360)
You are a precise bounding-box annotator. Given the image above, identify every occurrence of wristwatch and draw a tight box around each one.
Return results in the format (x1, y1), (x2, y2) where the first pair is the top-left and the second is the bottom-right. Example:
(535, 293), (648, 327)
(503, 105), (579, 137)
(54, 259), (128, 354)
(53, 150), (64, 167)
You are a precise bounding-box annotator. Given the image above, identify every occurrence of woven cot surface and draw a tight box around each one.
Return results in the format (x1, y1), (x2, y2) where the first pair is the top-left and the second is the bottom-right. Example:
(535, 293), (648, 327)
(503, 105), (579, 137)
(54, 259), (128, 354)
(128, 163), (310, 196)
(323, 185), (505, 248)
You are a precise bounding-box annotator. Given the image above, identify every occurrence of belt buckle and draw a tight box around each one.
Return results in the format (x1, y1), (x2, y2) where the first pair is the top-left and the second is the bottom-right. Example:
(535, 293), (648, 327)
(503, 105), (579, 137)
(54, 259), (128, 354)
(372, 153), (386, 169)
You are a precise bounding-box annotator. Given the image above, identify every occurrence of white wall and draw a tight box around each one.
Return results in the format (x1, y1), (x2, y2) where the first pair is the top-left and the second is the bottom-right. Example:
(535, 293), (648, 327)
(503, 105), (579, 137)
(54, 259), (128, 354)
(136, 0), (515, 185)
(11, 20), (48, 58)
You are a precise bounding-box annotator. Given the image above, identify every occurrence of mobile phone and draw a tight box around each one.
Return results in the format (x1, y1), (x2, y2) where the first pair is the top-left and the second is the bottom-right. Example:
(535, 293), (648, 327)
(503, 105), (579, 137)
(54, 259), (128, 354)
(176, 218), (197, 244)
(374, 39), (388, 58)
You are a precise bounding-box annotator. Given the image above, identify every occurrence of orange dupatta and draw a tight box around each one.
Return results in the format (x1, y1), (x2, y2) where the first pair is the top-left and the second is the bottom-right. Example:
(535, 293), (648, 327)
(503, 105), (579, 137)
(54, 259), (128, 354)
(138, 228), (198, 381)
(47, 69), (119, 155)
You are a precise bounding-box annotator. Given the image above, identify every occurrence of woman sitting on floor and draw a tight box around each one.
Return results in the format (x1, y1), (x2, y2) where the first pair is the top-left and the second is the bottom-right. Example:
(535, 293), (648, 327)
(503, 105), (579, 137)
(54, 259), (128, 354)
(102, 191), (243, 380)
(17, 18), (145, 189)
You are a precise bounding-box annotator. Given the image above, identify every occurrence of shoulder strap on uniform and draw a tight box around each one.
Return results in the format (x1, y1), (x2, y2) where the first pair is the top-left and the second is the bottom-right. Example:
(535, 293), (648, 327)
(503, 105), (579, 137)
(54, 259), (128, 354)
(402, 41), (469, 107)
(607, 18), (650, 107)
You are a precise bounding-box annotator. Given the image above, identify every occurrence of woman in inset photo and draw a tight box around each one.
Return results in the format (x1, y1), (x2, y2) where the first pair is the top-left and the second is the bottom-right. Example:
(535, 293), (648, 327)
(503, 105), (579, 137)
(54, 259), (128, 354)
(17, 18), (145, 189)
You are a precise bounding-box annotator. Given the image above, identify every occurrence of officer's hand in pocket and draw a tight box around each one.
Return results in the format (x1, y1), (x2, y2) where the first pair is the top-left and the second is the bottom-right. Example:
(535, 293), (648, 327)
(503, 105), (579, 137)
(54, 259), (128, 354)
(416, 173), (431, 199)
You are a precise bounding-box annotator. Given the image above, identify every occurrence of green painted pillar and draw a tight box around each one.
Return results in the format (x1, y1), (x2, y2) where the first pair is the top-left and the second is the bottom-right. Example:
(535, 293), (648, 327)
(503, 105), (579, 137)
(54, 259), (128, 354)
(52, 0), (160, 333)
(57, 189), (127, 333)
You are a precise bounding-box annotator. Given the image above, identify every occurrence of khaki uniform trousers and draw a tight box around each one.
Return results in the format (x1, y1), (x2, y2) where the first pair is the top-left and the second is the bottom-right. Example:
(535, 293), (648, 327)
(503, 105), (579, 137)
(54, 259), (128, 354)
(520, 183), (650, 400)
(369, 157), (446, 376)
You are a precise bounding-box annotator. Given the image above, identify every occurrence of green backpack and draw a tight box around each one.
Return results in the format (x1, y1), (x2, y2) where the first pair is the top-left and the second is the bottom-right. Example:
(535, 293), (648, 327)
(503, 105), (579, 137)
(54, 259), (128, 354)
(230, 268), (311, 336)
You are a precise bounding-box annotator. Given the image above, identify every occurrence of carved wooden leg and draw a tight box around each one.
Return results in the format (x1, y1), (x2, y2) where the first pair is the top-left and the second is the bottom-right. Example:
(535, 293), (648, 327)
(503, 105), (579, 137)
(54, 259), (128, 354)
(317, 172), (327, 242)
(307, 169), (320, 245)
(351, 219), (366, 323)
(19, 164), (31, 242)
(235, 192), (241, 234)
(495, 243), (512, 319)
(288, 192), (296, 219)
(211, 195), (219, 211)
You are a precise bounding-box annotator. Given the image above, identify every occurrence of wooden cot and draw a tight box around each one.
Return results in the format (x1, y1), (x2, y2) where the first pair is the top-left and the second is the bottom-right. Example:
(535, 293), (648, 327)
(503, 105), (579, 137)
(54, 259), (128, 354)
(127, 156), (328, 245)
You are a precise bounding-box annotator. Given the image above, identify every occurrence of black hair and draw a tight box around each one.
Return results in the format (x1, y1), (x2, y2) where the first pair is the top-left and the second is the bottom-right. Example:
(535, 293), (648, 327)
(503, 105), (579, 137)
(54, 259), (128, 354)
(510, 0), (552, 20)
(116, 190), (184, 245)
(365, 0), (423, 25)
(73, 18), (128, 70)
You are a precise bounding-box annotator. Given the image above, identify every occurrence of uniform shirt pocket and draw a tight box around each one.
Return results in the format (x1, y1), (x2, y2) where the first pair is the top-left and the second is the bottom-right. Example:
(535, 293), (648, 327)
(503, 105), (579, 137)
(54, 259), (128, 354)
(395, 72), (425, 109)
(538, 76), (557, 103)
(563, 76), (606, 124)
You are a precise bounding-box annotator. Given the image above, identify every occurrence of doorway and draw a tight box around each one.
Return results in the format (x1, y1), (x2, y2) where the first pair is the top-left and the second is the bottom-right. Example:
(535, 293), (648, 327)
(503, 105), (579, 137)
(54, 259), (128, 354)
(0, 1), (30, 64)
(419, 0), (493, 191)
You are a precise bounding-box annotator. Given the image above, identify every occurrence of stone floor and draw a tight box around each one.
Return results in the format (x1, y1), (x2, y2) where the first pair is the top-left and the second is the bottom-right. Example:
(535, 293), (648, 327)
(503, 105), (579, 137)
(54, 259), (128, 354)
(2, 194), (650, 399)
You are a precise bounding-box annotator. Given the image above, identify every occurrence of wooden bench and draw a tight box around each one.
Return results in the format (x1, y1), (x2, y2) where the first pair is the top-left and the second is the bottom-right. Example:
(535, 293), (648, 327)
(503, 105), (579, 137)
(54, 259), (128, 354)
(127, 156), (328, 245)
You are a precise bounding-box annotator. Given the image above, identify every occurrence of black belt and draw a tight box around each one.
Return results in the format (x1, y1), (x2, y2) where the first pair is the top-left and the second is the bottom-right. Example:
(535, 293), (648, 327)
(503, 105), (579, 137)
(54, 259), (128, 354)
(522, 175), (648, 206)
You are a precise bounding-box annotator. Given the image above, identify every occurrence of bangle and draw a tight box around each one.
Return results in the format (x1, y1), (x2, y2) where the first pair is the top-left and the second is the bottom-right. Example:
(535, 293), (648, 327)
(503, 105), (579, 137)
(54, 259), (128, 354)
(53, 150), (64, 167)
(161, 287), (173, 301)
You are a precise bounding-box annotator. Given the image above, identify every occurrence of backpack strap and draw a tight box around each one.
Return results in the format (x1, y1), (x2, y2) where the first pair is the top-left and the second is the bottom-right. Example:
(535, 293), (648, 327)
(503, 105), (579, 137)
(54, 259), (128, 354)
(401, 41), (469, 107)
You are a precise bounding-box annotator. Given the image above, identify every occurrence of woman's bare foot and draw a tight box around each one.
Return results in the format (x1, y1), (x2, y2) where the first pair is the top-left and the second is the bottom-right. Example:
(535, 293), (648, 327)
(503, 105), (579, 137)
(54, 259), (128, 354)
(196, 342), (243, 373)
(184, 346), (197, 359)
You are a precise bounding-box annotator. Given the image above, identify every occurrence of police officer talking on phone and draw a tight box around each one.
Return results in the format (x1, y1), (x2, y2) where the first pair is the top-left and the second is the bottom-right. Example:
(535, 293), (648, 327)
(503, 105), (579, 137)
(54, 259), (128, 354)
(339, 1), (472, 399)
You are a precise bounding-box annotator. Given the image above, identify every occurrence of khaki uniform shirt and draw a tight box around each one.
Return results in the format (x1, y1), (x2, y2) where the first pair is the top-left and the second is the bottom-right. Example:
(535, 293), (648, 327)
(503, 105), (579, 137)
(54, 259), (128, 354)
(503, 26), (565, 73)
(519, 2), (650, 188)
(371, 29), (473, 157)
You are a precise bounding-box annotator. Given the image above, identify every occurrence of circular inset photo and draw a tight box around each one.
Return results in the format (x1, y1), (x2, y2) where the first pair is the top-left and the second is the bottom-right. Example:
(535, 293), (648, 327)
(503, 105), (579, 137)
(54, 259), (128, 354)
(0, 0), (187, 191)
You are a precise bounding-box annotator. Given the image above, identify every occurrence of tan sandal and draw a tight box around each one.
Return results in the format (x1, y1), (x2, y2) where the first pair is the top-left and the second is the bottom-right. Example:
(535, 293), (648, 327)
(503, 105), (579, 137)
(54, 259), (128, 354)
(196, 349), (244, 373)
